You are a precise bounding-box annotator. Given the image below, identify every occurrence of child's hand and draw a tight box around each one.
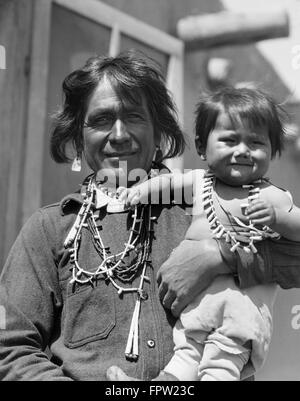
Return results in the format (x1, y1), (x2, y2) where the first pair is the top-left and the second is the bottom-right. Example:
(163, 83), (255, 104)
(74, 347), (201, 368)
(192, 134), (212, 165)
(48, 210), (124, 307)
(245, 199), (276, 226)
(116, 186), (140, 207)
(117, 182), (149, 207)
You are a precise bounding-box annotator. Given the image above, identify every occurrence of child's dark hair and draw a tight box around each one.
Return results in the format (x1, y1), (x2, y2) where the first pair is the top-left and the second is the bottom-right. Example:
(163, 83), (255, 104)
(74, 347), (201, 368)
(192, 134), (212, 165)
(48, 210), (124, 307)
(195, 85), (287, 158)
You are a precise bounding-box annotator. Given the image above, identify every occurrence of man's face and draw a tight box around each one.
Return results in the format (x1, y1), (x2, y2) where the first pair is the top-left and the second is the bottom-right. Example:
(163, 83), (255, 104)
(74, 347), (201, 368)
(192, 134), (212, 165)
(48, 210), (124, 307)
(83, 78), (157, 187)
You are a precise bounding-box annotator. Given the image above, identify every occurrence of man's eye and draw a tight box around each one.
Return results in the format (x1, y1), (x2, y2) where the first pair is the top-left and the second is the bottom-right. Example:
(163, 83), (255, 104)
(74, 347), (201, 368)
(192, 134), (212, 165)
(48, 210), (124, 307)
(86, 116), (112, 128)
(126, 113), (143, 121)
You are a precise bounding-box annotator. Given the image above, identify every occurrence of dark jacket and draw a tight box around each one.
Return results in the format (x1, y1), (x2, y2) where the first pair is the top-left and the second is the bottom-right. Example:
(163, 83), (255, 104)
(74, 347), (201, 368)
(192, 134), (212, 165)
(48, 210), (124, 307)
(0, 189), (300, 381)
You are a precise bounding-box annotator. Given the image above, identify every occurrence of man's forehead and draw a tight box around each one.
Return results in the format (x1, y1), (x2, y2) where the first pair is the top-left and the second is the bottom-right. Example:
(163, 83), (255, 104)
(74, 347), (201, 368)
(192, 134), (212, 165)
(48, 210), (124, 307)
(87, 78), (147, 113)
(87, 99), (146, 114)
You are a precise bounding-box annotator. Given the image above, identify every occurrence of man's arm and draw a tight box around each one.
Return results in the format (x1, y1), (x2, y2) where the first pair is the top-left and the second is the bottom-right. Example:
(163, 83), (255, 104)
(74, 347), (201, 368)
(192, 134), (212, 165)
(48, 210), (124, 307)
(156, 238), (235, 317)
(157, 237), (300, 317)
(0, 211), (73, 381)
(235, 237), (300, 289)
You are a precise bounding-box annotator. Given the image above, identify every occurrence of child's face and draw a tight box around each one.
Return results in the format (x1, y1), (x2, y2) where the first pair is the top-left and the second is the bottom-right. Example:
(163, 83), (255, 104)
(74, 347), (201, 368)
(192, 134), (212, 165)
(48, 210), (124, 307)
(204, 113), (272, 186)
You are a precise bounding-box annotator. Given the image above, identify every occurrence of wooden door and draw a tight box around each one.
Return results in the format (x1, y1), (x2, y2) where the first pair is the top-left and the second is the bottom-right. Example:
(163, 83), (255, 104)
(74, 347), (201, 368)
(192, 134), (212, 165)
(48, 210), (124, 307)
(0, 0), (33, 267)
(22, 0), (184, 215)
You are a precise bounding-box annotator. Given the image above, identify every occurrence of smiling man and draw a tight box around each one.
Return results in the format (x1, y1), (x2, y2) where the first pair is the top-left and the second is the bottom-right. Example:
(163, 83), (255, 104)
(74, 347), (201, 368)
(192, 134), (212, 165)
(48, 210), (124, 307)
(1, 52), (300, 382)
(83, 77), (157, 187)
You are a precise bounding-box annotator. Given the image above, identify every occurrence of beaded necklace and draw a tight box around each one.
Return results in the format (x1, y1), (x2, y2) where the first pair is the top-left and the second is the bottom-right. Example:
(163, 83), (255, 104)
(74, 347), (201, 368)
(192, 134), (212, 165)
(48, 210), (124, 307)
(64, 176), (156, 360)
(202, 171), (280, 253)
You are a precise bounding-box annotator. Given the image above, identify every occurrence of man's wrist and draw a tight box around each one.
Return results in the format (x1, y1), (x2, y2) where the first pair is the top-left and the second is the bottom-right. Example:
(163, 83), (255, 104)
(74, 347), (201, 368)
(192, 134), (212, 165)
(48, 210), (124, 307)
(215, 238), (237, 274)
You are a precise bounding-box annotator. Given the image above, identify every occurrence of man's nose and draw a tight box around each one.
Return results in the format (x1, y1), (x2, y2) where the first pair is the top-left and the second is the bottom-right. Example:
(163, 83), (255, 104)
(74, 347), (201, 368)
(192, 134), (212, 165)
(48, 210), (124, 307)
(234, 142), (250, 157)
(109, 119), (130, 144)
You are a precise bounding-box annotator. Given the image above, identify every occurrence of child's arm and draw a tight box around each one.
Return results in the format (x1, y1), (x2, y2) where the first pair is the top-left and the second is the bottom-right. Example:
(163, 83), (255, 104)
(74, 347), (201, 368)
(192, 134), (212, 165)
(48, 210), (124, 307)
(119, 170), (197, 206)
(246, 188), (300, 242)
(271, 206), (300, 241)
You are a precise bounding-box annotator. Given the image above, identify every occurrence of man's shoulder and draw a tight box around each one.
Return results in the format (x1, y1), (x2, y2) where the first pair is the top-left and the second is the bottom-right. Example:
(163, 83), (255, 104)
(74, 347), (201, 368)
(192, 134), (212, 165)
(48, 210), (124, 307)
(40, 191), (83, 216)
(20, 192), (83, 242)
(156, 203), (192, 225)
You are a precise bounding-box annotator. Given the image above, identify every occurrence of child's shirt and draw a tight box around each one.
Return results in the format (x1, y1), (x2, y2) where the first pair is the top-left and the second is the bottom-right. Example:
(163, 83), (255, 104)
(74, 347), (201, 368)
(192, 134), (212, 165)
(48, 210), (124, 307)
(185, 169), (293, 243)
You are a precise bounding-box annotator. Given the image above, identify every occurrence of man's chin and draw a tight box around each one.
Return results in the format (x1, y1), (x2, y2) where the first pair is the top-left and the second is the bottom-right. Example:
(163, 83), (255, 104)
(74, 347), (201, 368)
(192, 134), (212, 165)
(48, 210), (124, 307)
(95, 164), (128, 187)
(95, 161), (149, 188)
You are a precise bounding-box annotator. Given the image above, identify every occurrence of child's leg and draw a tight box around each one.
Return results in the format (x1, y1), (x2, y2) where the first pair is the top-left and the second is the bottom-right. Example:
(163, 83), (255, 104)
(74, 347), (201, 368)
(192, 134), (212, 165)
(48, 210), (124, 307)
(163, 319), (206, 381)
(198, 341), (251, 381)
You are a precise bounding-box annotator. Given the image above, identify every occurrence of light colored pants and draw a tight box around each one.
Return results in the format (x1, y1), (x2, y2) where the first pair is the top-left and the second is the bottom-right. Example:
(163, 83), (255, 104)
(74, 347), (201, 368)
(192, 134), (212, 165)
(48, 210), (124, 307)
(199, 342), (250, 381)
(164, 321), (251, 381)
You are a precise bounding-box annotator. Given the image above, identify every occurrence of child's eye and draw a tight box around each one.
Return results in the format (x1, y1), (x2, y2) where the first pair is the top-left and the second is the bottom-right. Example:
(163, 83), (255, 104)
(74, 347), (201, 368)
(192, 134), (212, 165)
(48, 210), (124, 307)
(221, 137), (235, 144)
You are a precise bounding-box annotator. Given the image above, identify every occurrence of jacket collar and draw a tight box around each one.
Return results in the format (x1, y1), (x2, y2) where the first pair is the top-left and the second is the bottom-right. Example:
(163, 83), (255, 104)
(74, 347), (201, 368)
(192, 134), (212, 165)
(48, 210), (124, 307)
(59, 164), (171, 215)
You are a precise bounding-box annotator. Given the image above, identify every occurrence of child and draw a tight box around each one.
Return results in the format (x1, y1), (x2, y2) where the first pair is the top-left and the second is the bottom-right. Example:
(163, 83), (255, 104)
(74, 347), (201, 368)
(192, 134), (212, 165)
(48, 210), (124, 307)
(113, 86), (300, 381)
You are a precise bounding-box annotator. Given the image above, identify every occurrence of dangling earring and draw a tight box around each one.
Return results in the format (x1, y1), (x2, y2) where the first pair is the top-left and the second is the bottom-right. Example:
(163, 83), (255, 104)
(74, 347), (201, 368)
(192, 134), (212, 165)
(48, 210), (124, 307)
(72, 154), (82, 172)
(200, 154), (207, 161)
(153, 145), (162, 163)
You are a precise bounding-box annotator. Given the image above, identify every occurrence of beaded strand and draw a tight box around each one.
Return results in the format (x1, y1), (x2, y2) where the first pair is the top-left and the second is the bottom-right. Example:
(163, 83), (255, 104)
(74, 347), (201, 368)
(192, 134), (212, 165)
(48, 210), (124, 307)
(64, 176), (156, 360)
(202, 171), (280, 254)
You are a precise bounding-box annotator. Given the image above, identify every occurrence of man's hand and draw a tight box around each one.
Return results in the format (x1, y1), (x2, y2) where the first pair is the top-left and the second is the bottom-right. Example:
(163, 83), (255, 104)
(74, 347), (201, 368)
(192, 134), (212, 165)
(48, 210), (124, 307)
(106, 366), (178, 381)
(245, 199), (276, 227)
(157, 239), (234, 318)
(106, 366), (142, 381)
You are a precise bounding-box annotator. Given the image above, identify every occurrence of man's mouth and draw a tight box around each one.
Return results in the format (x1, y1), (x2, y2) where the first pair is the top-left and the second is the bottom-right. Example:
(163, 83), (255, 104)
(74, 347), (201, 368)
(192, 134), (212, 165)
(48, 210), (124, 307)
(104, 151), (137, 158)
(230, 162), (253, 167)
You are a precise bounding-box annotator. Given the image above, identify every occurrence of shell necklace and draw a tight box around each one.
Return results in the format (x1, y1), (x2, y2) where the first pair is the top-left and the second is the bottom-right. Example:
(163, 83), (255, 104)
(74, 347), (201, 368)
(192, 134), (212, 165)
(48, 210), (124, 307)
(64, 176), (156, 360)
(202, 171), (280, 253)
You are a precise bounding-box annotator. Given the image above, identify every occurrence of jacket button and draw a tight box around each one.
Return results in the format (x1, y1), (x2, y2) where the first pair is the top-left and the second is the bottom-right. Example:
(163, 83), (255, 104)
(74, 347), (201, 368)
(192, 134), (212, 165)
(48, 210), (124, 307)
(147, 339), (155, 348)
(139, 290), (148, 301)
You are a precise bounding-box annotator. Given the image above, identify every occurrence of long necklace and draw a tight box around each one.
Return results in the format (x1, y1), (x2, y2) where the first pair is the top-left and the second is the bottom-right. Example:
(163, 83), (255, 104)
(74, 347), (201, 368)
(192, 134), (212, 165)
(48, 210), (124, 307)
(202, 171), (280, 253)
(64, 176), (156, 360)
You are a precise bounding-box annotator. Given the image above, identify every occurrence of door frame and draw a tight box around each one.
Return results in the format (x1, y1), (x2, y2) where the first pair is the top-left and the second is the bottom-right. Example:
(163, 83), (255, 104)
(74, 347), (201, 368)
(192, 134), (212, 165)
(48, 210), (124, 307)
(22, 0), (184, 222)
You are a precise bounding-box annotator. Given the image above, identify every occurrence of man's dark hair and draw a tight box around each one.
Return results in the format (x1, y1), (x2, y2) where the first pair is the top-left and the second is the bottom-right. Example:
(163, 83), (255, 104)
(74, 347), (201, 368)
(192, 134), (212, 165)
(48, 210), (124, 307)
(195, 85), (287, 159)
(50, 50), (185, 163)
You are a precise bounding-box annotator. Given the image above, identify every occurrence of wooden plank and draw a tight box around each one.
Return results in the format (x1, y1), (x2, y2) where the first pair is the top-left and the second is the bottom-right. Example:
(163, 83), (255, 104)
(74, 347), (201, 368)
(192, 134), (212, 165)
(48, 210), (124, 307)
(22, 0), (52, 223)
(0, 0), (33, 266)
(177, 10), (290, 50)
(0, 45), (5, 69)
(109, 24), (121, 57)
(165, 54), (184, 172)
(54, 0), (182, 56)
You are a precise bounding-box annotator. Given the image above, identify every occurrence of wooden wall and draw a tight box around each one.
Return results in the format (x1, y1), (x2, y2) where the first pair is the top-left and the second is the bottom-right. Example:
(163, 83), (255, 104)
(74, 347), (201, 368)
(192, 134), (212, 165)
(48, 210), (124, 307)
(0, 0), (33, 268)
(0, 0), (299, 381)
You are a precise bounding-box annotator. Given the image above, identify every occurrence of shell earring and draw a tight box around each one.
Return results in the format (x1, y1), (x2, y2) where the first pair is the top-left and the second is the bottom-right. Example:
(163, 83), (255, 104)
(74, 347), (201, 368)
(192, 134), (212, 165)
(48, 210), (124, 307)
(153, 145), (162, 162)
(72, 155), (82, 172)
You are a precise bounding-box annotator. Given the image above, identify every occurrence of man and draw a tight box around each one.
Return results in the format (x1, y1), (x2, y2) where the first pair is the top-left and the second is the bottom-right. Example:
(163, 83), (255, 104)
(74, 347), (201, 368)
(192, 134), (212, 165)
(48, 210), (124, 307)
(0, 51), (299, 381)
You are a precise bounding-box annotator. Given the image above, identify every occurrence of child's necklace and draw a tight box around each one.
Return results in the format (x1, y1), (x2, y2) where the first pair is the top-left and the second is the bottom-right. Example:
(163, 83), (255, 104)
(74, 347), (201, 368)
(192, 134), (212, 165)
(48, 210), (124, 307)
(202, 171), (280, 253)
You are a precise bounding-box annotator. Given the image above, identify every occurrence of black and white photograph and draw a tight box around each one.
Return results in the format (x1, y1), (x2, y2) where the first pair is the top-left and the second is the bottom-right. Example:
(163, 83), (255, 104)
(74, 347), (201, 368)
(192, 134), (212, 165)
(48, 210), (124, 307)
(0, 0), (299, 383)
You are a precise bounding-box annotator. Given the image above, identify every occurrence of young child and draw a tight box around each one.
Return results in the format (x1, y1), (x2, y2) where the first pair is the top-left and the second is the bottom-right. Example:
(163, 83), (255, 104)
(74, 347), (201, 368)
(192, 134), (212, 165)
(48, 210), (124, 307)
(113, 86), (300, 381)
